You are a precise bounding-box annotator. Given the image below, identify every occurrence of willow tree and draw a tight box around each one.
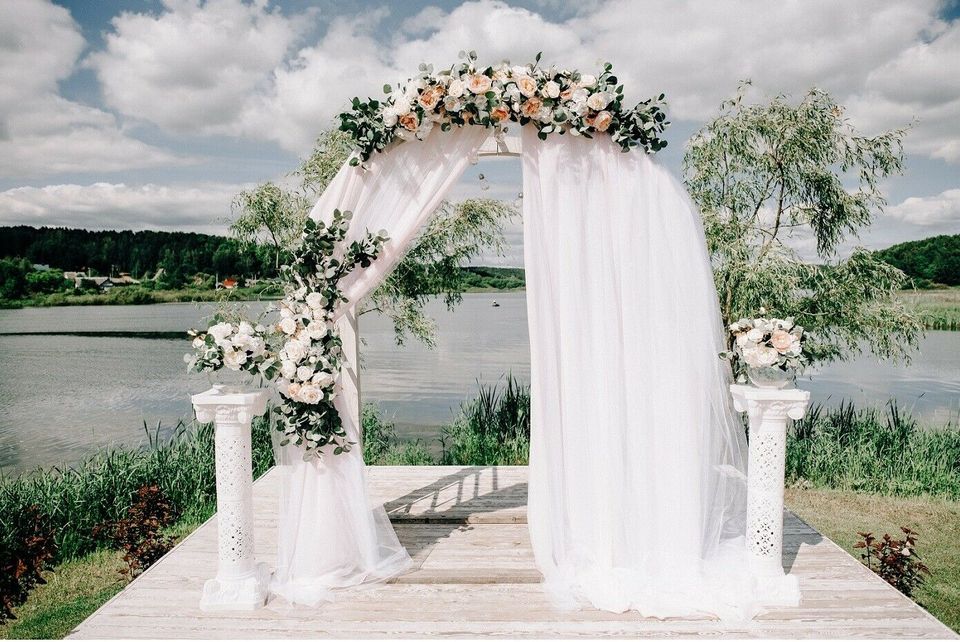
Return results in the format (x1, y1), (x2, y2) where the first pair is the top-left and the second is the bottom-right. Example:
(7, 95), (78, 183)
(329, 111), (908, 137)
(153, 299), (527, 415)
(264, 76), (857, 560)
(231, 129), (515, 345)
(683, 85), (923, 363)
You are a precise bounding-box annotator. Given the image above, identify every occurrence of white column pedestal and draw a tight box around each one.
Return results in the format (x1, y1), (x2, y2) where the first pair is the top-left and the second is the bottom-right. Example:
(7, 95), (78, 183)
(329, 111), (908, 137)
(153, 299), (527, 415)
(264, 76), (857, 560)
(191, 386), (270, 611)
(730, 384), (810, 578)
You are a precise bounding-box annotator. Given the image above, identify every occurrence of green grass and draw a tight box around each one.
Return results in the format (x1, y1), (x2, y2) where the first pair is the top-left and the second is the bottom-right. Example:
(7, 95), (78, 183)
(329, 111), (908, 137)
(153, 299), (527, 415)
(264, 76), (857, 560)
(787, 400), (960, 498)
(899, 287), (960, 331)
(787, 487), (960, 633)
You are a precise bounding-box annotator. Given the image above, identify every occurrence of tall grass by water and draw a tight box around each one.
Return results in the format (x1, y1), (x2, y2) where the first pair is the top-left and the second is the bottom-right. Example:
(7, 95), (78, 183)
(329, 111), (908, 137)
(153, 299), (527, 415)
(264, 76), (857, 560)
(0, 419), (275, 563)
(900, 288), (960, 331)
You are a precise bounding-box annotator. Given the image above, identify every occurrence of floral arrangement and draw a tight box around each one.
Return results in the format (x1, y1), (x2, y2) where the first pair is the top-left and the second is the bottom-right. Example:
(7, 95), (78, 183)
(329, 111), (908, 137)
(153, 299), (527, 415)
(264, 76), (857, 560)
(722, 309), (807, 372)
(339, 51), (669, 164)
(186, 210), (388, 458)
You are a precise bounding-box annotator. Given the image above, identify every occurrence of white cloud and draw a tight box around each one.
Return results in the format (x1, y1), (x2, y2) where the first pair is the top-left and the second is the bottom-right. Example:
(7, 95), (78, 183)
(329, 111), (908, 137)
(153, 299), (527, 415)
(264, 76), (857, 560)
(88, 0), (310, 135)
(83, 0), (960, 165)
(0, 0), (185, 178)
(0, 181), (249, 234)
(885, 189), (960, 226)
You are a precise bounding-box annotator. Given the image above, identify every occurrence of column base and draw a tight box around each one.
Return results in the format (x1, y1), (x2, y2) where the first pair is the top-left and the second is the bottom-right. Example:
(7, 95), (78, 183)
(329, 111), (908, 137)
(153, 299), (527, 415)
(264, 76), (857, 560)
(199, 563), (271, 611)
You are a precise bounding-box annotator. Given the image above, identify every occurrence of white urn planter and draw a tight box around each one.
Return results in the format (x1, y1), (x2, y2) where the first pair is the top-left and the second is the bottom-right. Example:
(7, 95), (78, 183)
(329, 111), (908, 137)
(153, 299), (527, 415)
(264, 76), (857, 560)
(191, 386), (270, 611)
(730, 384), (810, 578)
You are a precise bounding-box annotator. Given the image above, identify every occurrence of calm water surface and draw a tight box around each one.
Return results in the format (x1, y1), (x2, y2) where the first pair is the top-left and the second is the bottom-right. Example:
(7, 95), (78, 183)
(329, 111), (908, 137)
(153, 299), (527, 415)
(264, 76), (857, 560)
(0, 292), (957, 474)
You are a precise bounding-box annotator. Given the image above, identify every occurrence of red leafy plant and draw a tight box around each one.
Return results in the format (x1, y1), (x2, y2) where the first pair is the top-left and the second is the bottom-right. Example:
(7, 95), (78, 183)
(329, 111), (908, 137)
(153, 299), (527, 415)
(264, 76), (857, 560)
(0, 505), (57, 623)
(95, 485), (179, 578)
(854, 526), (929, 596)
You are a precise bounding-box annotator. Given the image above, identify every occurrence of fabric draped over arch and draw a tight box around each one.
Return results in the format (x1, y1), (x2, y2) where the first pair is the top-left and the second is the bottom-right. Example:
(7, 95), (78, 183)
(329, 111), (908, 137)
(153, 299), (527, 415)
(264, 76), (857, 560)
(270, 125), (800, 618)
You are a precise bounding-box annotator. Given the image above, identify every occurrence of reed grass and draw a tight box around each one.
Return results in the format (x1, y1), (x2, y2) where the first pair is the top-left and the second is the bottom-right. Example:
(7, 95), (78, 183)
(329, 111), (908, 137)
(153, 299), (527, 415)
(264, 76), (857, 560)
(0, 417), (275, 563)
(899, 287), (960, 331)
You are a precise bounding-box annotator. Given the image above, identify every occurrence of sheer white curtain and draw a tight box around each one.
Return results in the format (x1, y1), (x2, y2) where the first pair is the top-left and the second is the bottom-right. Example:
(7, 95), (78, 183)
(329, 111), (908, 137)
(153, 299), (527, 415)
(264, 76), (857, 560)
(522, 126), (799, 619)
(270, 127), (489, 605)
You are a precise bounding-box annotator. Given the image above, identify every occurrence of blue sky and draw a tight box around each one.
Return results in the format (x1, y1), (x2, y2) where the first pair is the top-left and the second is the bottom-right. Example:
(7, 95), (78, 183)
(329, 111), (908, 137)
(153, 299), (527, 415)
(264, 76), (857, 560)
(1, 0), (958, 265)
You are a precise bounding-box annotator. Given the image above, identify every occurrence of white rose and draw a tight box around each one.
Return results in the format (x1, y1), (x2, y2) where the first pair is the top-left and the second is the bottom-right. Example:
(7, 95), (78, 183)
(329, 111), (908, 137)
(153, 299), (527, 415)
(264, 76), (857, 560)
(296, 365), (314, 382)
(570, 87), (589, 105)
(543, 81), (560, 98)
(306, 321), (327, 340)
(298, 385), (322, 405)
(280, 360), (297, 379)
(279, 317), (297, 335)
(447, 78), (465, 98)
(586, 91), (610, 110)
(741, 347), (761, 367)
(223, 349), (247, 371)
(247, 336), (265, 357)
(279, 305), (293, 319)
(306, 292), (325, 310)
(579, 74), (597, 88)
(192, 337), (205, 349)
(757, 347), (780, 367)
(443, 96), (463, 112)
(312, 371), (335, 387)
(382, 106), (398, 128)
(745, 328), (765, 344)
(283, 341), (307, 364)
(238, 321), (254, 335)
(208, 322), (233, 345)
(736, 334), (749, 347)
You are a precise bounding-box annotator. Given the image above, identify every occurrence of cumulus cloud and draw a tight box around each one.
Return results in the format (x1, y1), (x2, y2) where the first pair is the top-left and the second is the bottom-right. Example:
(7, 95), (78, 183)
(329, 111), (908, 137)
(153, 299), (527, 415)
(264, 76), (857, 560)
(885, 189), (960, 226)
(88, 0), (311, 135)
(0, 182), (249, 234)
(0, 0), (185, 178)
(82, 0), (960, 163)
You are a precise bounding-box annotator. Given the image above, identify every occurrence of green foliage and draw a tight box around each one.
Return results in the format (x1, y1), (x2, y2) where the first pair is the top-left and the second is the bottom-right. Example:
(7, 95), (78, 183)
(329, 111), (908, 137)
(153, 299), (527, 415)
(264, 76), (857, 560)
(439, 375), (531, 466)
(459, 266), (525, 290)
(787, 401), (960, 498)
(876, 234), (960, 287)
(684, 85), (924, 364)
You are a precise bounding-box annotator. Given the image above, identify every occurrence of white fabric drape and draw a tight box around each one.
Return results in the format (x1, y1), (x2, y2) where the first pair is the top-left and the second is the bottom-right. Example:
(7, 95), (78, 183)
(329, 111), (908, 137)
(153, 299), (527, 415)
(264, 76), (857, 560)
(270, 128), (489, 605)
(522, 126), (799, 619)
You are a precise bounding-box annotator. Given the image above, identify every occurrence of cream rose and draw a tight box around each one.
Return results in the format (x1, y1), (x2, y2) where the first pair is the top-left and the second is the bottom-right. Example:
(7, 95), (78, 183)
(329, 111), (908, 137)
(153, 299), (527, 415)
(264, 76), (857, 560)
(586, 91), (611, 110)
(398, 112), (420, 131)
(516, 75), (538, 98)
(278, 317), (297, 335)
(312, 371), (335, 388)
(447, 78), (465, 98)
(745, 327), (765, 344)
(208, 322), (233, 345)
(593, 110), (613, 132)
(579, 74), (597, 88)
(280, 360), (297, 379)
(467, 73), (492, 94)
(286, 382), (301, 399)
(296, 365), (314, 381)
(543, 80), (560, 98)
(298, 385), (322, 405)
(223, 349), (246, 371)
(305, 292), (325, 310)
(520, 97), (543, 118)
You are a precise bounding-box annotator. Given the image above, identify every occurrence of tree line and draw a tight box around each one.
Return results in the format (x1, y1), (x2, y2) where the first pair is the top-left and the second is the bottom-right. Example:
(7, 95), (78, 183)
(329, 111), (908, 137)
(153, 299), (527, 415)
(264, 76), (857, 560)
(0, 226), (274, 285)
(874, 234), (960, 287)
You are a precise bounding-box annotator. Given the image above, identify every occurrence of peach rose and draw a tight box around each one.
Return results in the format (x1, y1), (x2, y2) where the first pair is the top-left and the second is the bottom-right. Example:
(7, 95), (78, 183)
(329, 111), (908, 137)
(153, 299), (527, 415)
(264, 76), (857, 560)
(398, 112), (420, 131)
(520, 97), (543, 118)
(490, 104), (510, 122)
(770, 329), (794, 353)
(515, 75), (538, 98)
(560, 85), (577, 101)
(467, 73), (492, 94)
(418, 86), (443, 110)
(593, 110), (613, 132)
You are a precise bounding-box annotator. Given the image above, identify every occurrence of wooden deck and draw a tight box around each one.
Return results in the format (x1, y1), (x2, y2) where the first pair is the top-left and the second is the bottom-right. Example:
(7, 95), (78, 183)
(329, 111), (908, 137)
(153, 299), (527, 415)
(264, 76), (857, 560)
(69, 466), (956, 639)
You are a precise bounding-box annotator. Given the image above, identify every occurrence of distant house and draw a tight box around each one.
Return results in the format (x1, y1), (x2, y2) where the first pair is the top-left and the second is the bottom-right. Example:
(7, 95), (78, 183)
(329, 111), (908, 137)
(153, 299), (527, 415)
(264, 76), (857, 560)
(64, 271), (86, 281)
(110, 273), (141, 286)
(32, 263), (51, 271)
(219, 277), (239, 290)
(75, 276), (112, 291)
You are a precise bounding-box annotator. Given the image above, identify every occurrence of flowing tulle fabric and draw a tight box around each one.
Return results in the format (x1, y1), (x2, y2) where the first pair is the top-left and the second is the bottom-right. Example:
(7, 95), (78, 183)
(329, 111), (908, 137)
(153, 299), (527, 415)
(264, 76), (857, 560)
(521, 127), (799, 619)
(270, 128), (489, 605)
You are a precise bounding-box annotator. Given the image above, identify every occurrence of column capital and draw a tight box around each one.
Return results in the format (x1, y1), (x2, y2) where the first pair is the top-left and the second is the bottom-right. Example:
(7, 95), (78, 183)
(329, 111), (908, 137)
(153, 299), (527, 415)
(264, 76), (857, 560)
(191, 387), (269, 425)
(730, 384), (811, 423)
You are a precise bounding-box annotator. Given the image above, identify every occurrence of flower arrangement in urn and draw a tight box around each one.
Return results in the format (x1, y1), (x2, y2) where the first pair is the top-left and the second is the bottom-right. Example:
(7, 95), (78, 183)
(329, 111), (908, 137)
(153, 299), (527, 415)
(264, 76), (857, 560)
(721, 308), (807, 388)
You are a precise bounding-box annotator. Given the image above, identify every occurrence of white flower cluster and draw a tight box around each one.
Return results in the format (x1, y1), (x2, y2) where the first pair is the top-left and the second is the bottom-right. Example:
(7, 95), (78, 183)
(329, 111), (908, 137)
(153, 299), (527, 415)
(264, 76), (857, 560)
(272, 290), (339, 408)
(185, 320), (274, 376)
(340, 52), (668, 164)
(727, 312), (806, 371)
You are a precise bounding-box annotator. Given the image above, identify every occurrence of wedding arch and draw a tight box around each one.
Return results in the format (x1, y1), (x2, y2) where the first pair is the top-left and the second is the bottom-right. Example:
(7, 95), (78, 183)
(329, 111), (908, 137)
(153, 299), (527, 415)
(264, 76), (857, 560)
(190, 53), (800, 618)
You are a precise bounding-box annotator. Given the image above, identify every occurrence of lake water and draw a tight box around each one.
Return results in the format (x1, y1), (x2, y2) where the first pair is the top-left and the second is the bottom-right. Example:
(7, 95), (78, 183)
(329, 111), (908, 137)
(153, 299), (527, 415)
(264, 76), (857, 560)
(1, 292), (957, 474)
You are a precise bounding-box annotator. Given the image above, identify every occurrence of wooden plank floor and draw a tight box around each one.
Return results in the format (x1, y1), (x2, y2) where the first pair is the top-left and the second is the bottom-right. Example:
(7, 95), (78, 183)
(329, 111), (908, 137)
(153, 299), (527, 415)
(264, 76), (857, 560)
(69, 466), (956, 639)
